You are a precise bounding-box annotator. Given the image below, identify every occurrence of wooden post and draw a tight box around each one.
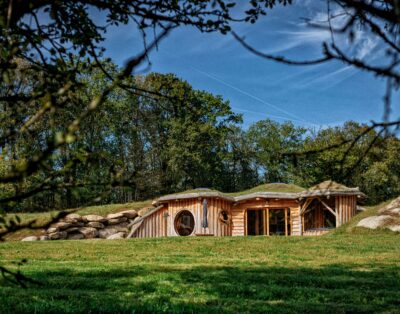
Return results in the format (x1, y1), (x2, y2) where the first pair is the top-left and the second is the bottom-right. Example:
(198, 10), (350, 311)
(285, 208), (288, 236)
(255, 210), (259, 235)
(263, 210), (266, 235)
(244, 209), (248, 236)
(266, 208), (270, 236)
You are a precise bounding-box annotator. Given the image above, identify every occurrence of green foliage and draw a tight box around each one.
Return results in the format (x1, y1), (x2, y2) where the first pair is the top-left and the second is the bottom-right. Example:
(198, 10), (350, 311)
(247, 119), (306, 183)
(295, 122), (400, 204)
(0, 234), (399, 313)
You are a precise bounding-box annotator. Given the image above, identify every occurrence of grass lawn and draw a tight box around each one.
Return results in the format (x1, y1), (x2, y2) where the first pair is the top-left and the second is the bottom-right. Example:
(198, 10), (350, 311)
(0, 234), (399, 313)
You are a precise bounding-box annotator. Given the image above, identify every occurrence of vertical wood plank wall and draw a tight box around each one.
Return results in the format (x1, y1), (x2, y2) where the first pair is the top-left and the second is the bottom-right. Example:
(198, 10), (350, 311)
(335, 195), (357, 227)
(134, 195), (358, 238)
(167, 198), (232, 237)
(290, 206), (301, 235)
(231, 207), (245, 236)
(135, 207), (168, 238)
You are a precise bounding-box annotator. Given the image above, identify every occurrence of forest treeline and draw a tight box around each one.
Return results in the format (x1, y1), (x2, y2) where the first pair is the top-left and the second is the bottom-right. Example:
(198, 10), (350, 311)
(1, 60), (399, 211)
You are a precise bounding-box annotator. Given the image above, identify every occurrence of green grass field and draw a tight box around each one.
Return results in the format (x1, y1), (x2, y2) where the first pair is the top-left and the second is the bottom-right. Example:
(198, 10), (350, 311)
(0, 233), (399, 313)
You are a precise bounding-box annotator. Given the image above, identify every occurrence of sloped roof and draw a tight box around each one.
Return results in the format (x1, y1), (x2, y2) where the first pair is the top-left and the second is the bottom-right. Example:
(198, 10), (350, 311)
(156, 189), (234, 203)
(154, 181), (365, 204)
(298, 180), (366, 198)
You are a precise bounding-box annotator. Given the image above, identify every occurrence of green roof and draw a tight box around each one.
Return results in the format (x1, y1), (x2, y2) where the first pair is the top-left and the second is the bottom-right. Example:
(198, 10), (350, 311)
(308, 180), (353, 191)
(161, 183), (305, 199)
(226, 183), (305, 196)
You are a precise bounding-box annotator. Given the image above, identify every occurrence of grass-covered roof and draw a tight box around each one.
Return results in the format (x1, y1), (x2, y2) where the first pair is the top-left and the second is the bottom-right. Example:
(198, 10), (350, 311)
(156, 181), (365, 203)
(308, 180), (354, 191)
(226, 183), (305, 196)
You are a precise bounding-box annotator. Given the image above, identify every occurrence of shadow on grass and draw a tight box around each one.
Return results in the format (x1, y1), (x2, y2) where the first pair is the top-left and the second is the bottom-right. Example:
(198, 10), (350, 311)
(1, 264), (399, 313)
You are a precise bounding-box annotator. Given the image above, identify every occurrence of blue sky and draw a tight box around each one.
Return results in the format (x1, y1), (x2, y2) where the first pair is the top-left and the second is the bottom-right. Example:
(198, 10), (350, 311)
(100, 1), (399, 129)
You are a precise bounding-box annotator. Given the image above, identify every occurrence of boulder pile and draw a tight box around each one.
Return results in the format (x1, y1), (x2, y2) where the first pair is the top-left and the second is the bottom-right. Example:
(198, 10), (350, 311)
(21, 209), (143, 241)
(357, 197), (400, 232)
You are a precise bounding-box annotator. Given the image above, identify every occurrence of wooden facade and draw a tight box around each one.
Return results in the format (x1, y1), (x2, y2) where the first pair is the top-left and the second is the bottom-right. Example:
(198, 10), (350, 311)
(133, 206), (168, 238)
(130, 185), (364, 239)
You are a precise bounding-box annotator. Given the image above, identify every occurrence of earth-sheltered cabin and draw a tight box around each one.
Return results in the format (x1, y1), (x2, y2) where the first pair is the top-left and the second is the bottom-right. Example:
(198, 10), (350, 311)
(129, 181), (365, 238)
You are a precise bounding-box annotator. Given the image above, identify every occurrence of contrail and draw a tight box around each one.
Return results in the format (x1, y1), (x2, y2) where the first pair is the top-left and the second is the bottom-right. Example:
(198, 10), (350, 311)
(191, 66), (317, 126)
(232, 107), (312, 125)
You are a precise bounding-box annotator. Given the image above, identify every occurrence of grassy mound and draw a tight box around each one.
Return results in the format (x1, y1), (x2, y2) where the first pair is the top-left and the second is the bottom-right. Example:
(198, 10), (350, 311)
(333, 199), (399, 235)
(227, 183), (305, 196)
(168, 183), (305, 198)
(3, 200), (152, 241)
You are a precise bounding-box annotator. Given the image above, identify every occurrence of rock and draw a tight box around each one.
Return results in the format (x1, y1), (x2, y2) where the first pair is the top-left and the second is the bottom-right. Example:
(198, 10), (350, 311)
(87, 221), (105, 229)
(47, 227), (59, 233)
(21, 236), (39, 241)
(112, 225), (129, 233)
(67, 233), (85, 240)
(379, 197), (400, 214)
(78, 227), (98, 239)
(72, 221), (85, 227)
(64, 213), (82, 222)
(65, 227), (79, 233)
(388, 225), (400, 232)
(106, 232), (125, 240)
(107, 217), (127, 225)
(39, 235), (49, 241)
(389, 208), (400, 215)
(53, 222), (72, 230)
(119, 210), (138, 219)
(98, 227), (119, 239)
(82, 215), (107, 223)
(48, 231), (67, 240)
(106, 213), (124, 220)
(357, 215), (393, 229)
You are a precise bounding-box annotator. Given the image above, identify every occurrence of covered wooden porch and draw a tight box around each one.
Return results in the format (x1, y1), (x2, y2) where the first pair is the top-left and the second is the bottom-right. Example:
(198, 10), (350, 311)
(299, 195), (358, 235)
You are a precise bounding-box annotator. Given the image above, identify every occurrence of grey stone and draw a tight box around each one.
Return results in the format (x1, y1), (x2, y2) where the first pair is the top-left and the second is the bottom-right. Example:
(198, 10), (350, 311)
(65, 227), (79, 233)
(78, 227), (98, 239)
(106, 232), (125, 240)
(48, 231), (67, 240)
(120, 209), (138, 219)
(53, 222), (72, 230)
(21, 236), (39, 241)
(47, 227), (59, 233)
(357, 215), (392, 229)
(87, 221), (105, 229)
(64, 213), (82, 221)
(67, 233), (85, 240)
(107, 217), (127, 225)
(82, 215), (107, 223)
(387, 224), (400, 232)
(98, 227), (119, 239)
(106, 213), (124, 220)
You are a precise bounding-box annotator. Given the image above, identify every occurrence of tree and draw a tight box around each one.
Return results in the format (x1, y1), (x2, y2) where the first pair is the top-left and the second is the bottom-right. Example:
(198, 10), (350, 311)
(0, 1), (292, 286)
(247, 119), (306, 183)
(233, 0), (400, 171)
(294, 121), (400, 204)
(0, 1), (287, 214)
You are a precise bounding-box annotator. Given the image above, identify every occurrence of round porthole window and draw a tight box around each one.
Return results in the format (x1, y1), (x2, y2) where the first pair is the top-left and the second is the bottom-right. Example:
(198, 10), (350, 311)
(174, 210), (195, 236)
(219, 210), (231, 225)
